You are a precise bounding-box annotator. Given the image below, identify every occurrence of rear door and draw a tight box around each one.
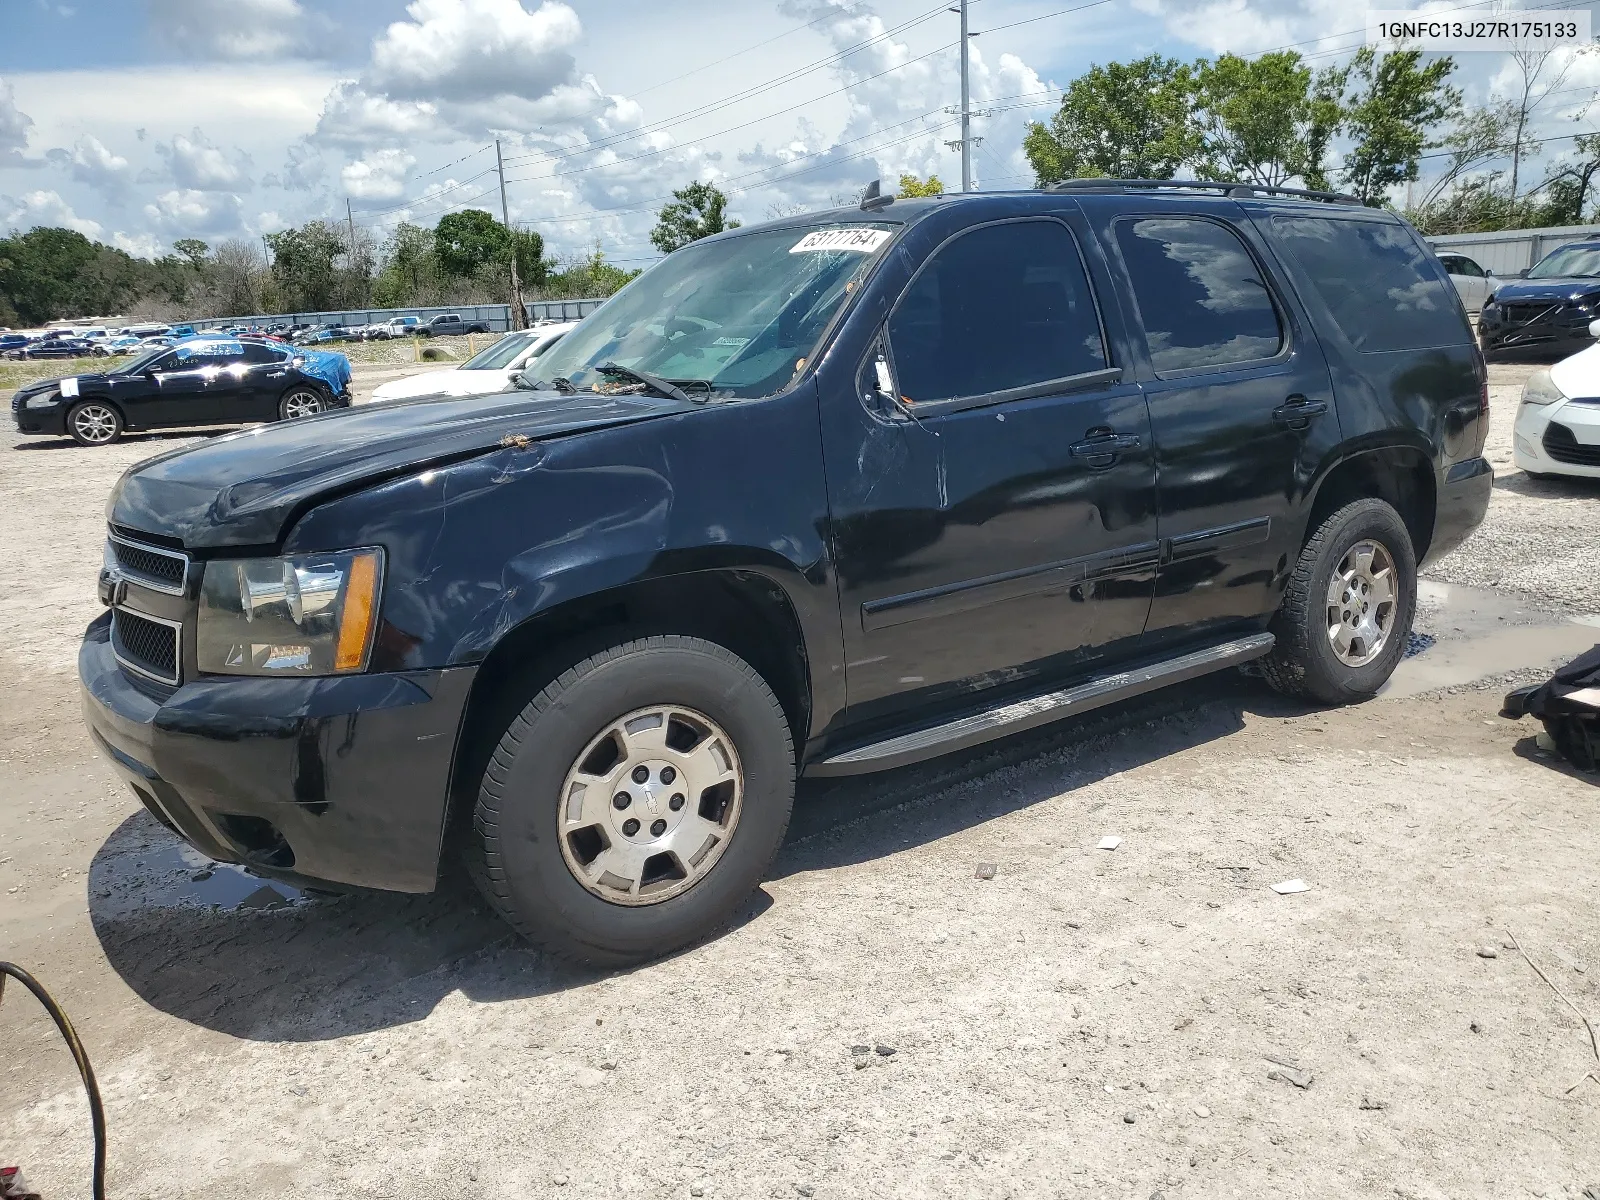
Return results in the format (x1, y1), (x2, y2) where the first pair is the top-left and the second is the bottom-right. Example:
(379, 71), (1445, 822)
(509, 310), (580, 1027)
(821, 205), (1159, 734)
(240, 341), (294, 418)
(1080, 197), (1342, 652)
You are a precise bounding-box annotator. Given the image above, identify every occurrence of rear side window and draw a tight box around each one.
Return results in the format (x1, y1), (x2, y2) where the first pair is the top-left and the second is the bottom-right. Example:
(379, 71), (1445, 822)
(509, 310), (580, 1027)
(888, 219), (1107, 404)
(1270, 217), (1466, 352)
(1115, 217), (1283, 373)
(241, 343), (287, 364)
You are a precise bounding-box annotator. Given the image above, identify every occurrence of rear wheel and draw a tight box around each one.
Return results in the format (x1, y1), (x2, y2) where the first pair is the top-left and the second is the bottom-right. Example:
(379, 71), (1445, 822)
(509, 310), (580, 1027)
(278, 388), (325, 420)
(1260, 498), (1417, 704)
(67, 401), (123, 446)
(468, 635), (796, 965)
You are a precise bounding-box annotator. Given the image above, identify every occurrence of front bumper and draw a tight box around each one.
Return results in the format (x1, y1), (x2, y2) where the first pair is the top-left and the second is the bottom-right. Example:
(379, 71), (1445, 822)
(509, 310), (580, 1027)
(1513, 398), (1600, 479)
(1479, 305), (1597, 358)
(79, 612), (477, 893)
(1423, 456), (1494, 567)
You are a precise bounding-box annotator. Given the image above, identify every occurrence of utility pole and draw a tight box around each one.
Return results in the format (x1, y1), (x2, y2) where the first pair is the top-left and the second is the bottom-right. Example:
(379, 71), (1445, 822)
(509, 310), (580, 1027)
(496, 137), (527, 330)
(958, 0), (971, 191)
(345, 197), (357, 263)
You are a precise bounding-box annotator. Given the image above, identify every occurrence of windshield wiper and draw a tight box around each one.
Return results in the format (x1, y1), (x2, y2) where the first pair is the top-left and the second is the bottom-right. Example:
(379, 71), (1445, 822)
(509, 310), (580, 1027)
(596, 362), (705, 404)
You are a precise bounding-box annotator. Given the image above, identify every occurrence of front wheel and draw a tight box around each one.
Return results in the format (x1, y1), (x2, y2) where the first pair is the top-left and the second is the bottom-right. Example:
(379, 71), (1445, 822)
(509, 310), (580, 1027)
(67, 401), (123, 446)
(278, 388), (326, 420)
(468, 635), (796, 965)
(1260, 498), (1417, 704)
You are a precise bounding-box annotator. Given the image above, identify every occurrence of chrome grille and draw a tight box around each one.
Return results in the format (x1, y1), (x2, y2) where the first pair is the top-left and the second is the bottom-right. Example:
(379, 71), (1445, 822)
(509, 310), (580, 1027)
(109, 532), (189, 594)
(111, 608), (181, 685)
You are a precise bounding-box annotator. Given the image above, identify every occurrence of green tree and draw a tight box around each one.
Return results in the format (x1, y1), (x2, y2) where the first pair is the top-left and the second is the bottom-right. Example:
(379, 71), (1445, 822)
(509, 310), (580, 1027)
(896, 173), (944, 197)
(650, 181), (740, 254)
(543, 241), (641, 299)
(511, 227), (548, 289)
(434, 209), (511, 279)
(372, 221), (439, 307)
(1193, 52), (1349, 188)
(265, 220), (345, 311)
(1340, 47), (1460, 207)
(172, 238), (210, 271)
(1023, 55), (1197, 185)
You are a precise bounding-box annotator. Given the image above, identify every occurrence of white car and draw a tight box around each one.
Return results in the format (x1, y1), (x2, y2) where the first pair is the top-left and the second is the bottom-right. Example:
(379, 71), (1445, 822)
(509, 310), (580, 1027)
(1437, 252), (1499, 317)
(1513, 318), (1600, 481)
(370, 322), (577, 403)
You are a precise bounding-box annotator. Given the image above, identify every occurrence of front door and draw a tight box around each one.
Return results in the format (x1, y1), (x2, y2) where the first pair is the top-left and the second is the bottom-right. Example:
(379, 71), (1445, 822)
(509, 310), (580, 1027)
(821, 209), (1159, 736)
(1082, 201), (1342, 652)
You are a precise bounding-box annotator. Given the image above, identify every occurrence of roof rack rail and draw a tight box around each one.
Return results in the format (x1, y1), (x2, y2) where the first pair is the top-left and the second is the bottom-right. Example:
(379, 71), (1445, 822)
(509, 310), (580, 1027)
(1042, 178), (1363, 206)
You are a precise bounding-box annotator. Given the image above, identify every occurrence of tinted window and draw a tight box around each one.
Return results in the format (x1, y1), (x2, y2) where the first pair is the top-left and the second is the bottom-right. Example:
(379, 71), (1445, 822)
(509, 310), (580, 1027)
(241, 343), (287, 364)
(888, 220), (1106, 403)
(1116, 217), (1282, 373)
(1270, 217), (1467, 352)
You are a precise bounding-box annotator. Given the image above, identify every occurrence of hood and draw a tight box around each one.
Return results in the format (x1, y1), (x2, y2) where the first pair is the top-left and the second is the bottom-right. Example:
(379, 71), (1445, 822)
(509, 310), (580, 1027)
(1490, 277), (1600, 304)
(1551, 339), (1600, 395)
(16, 372), (110, 397)
(109, 388), (698, 549)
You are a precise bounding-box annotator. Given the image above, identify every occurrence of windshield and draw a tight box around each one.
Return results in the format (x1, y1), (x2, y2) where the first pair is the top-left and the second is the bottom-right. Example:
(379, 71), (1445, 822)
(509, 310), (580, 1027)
(528, 223), (895, 399)
(463, 331), (538, 370)
(1527, 244), (1600, 278)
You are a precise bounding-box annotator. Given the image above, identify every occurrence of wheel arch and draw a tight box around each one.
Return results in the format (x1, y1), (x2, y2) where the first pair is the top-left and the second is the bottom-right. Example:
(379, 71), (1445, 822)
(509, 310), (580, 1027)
(1303, 443), (1437, 562)
(443, 567), (813, 841)
(67, 393), (128, 431)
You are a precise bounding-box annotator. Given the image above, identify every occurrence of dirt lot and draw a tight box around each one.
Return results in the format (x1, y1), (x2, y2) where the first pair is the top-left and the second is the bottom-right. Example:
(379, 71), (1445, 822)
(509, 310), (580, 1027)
(3, 363), (1599, 1199)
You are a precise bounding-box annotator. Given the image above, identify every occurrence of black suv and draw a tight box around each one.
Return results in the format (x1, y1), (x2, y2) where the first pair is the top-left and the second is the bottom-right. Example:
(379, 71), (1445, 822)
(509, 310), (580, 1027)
(80, 182), (1491, 964)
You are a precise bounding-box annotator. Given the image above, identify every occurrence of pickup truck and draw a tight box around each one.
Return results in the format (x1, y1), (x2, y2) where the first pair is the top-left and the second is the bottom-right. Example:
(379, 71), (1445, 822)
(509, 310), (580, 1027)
(80, 181), (1491, 965)
(419, 313), (491, 337)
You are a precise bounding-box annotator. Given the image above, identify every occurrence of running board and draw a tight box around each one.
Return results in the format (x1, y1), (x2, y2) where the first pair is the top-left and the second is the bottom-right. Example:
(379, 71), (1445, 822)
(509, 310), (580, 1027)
(809, 633), (1275, 776)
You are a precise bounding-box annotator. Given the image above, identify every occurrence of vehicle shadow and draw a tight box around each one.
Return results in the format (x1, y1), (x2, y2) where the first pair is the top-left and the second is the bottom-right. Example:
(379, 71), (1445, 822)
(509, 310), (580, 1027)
(1510, 730), (1600, 782)
(1493, 470), (1600, 499)
(89, 670), (1300, 1043)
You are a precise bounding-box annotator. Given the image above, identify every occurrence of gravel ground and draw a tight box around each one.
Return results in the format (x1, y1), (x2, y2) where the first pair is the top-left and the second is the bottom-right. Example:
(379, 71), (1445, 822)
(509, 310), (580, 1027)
(3, 359), (1598, 1199)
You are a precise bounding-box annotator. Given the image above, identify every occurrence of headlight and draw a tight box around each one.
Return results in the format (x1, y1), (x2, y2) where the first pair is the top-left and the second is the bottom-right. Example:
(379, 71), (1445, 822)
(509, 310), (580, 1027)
(25, 392), (61, 409)
(1520, 367), (1567, 407)
(197, 548), (383, 676)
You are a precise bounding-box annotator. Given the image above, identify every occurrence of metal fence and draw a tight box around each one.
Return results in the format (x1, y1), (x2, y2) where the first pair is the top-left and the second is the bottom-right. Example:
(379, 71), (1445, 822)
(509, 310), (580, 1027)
(190, 297), (608, 333)
(1425, 224), (1600, 276)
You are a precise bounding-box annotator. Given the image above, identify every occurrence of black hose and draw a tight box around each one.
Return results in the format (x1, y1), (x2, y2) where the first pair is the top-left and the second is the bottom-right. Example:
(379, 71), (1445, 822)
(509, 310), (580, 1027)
(0, 963), (107, 1200)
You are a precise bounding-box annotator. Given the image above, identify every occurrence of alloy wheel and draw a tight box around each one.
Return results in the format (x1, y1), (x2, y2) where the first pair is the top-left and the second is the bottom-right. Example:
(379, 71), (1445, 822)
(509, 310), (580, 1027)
(556, 705), (744, 906)
(282, 391), (324, 419)
(71, 403), (119, 444)
(1326, 538), (1399, 667)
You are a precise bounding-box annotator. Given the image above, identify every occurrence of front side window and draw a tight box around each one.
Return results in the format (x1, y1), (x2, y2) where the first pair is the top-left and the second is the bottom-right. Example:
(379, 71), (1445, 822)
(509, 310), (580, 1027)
(887, 220), (1107, 404)
(1271, 216), (1467, 352)
(1116, 217), (1283, 374)
(528, 223), (895, 400)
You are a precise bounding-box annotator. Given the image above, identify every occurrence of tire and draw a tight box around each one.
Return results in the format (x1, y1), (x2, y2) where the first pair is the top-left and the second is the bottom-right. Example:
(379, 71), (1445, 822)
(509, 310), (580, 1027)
(469, 635), (796, 965)
(278, 388), (326, 421)
(66, 400), (123, 446)
(1260, 498), (1417, 705)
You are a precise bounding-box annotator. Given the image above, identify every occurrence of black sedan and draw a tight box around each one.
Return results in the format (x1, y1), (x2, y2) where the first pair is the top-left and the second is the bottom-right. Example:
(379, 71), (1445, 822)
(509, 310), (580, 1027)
(1478, 240), (1600, 359)
(11, 339), (350, 446)
(7, 336), (95, 360)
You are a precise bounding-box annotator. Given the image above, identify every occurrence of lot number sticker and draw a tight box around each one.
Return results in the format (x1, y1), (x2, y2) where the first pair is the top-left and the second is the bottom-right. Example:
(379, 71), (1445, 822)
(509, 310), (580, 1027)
(790, 228), (891, 254)
(60, 376), (79, 398)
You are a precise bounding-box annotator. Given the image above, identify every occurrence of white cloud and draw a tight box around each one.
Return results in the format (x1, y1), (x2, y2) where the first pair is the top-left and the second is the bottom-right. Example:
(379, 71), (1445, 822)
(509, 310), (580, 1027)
(3, 189), (103, 237)
(47, 134), (131, 197)
(112, 230), (164, 258)
(142, 188), (246, 237)
(368, 0), (581, 102)
(1, 76), (37, 163)
(147, 0), (322, 60)
(342, 148), (417, 200)
(155, 128), (253, 191)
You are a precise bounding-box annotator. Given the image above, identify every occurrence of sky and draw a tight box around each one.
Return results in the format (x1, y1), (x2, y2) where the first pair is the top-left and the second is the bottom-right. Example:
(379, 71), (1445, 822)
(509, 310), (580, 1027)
(1, 0), (1598, 268)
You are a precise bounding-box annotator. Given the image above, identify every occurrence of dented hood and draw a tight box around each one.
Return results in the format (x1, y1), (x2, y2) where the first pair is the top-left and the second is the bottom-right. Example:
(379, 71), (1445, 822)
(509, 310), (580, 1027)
(108, 388), (696, 548)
